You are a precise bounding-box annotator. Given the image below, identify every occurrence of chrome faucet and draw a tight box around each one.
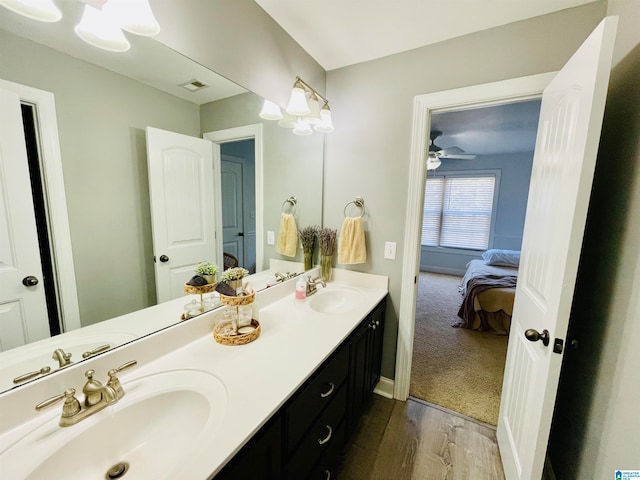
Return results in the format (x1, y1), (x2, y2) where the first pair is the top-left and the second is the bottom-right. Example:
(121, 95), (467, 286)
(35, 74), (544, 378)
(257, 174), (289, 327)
(274, 272), (297, 283)
(35, 360), (137, 427)
(51, 348), (72, 368)
(306, 275), (326, 296)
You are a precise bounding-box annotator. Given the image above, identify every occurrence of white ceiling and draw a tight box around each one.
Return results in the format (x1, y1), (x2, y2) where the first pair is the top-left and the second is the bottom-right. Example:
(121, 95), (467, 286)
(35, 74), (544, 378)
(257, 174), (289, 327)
(255, 0), (599, 71)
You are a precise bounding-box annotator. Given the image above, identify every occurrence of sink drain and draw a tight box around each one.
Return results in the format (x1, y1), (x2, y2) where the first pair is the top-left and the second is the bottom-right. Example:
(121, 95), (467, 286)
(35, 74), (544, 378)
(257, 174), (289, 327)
(106, 462), (129, 479)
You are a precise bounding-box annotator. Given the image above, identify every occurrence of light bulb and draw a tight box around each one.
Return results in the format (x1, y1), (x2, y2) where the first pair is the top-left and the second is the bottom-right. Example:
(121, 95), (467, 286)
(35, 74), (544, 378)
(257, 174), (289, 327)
(278, 111), (297, 129)
(286, 86), (310, 116)
(102, 0), (160, 36)
(0, 0), (62, 22)
(259, 99), (283, 120)
(314, 104), (334, 133)
(75, 4), (130, 52)
(293, 118), (313, 136)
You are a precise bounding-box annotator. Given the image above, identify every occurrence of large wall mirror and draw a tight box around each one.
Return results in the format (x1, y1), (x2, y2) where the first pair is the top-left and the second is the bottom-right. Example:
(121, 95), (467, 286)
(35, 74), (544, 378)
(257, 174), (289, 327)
(0, 3), (324, 393)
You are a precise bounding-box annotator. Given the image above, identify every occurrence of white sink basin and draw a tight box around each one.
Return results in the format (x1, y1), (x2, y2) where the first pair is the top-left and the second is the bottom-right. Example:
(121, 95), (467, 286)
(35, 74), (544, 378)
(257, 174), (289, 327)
(0, 370), (227, 480)
(309, 286), (364, 314)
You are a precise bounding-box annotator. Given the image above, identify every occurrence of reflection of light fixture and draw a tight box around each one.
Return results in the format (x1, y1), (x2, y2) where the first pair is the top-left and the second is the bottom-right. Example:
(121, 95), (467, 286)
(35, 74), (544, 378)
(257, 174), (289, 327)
(259, 99), (283, 120)
(75, 3), (131, 52)
(0, 0), (62, 22)
(0, 0), (161, 52)
(259, 76), (334, 135)
(426, 156), (442, 170)
(102, 0), (160, 36)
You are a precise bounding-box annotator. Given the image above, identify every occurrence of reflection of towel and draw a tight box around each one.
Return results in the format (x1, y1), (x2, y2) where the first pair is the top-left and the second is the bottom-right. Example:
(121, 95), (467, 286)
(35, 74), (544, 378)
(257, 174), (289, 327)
(276, 213), (298, 257)
(338, 216), (366, 264)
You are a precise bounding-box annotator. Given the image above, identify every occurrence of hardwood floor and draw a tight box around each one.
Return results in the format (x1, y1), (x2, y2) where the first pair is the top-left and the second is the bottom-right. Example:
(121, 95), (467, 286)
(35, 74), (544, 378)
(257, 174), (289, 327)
(337, 395), (505, 479)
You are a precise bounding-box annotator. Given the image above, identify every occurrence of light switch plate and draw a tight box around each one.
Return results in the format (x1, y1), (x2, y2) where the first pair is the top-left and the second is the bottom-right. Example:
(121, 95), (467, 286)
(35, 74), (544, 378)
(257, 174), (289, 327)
(384, 241), (396, 260)
(267, 230), (275, 245)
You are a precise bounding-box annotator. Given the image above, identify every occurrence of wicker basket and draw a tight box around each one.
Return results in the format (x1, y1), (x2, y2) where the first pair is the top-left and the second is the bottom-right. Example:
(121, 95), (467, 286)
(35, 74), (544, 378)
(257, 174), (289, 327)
(183, 282), (217, 295)
(219, 289), (255, 306)
(213, 319), (260, 346)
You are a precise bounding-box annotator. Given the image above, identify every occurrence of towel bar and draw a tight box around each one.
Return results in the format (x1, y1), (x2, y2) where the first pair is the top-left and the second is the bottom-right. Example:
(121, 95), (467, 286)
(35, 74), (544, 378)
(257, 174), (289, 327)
(343, 197), (365, 218)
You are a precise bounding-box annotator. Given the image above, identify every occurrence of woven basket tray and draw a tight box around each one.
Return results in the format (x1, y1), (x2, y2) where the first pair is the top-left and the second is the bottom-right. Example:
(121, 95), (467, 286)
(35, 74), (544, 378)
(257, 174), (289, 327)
(183, 282), (217, 295)
(219, 289), (255, 306)
(213, 319), (260, 346)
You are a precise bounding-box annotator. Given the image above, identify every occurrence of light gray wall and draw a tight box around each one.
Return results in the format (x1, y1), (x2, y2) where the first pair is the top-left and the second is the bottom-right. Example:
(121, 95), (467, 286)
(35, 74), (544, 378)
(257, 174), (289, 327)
(421, 152), (534, 275)
(0, 31), (201, 327)
(324, 2), (607, 379)
(200, 92), (324, 269)
(548, 0), (640, 476)
(151, 0), (325, 108)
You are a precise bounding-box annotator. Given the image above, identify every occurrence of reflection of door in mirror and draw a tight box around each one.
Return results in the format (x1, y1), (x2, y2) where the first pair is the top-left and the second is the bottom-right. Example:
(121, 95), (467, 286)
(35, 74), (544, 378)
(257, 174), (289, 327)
(0, 89), (52, 350)
(221, 140), (256, 273)
(146, 127), (218, 303)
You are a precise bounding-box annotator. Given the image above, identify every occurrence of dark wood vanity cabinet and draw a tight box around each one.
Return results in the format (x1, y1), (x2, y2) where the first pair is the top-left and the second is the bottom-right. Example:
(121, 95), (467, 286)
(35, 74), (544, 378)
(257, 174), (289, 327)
(213, 297), (386, 480)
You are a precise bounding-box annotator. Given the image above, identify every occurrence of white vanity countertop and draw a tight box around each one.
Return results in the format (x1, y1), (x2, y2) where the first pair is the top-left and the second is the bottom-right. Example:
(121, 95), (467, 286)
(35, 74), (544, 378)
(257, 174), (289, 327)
(0, 269), (388, 480)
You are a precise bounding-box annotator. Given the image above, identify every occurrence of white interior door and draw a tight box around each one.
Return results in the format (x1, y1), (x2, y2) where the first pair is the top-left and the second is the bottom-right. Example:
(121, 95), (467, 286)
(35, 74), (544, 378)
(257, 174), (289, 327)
(0, 89), (50, 350)
(497, 17), (618, 479)
(146, 127), (217, 303)
(221, 157), (245, 267)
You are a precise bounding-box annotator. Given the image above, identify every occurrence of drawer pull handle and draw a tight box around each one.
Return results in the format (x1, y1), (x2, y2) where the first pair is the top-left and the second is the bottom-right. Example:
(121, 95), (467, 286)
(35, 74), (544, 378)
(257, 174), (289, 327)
(320, 382), (335, 398)
(318, 425), (333, 445)
(324, 469), (331, 480)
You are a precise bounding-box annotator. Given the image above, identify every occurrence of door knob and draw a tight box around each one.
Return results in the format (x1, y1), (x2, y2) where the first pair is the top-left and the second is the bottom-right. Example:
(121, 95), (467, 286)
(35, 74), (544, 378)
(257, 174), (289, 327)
(159, 255), (169, 263)
(22, 276), (39, 287)
(238, 232), (244, 237)
(525, 328), (550, 346)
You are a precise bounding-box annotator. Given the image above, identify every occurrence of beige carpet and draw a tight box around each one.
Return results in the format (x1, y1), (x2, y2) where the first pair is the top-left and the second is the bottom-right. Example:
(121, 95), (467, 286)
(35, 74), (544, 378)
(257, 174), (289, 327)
(410, 272), (508, 425)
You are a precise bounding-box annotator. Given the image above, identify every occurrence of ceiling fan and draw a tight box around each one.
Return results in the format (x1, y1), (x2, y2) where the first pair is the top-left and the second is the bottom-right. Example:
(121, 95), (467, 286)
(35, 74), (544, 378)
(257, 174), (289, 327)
(427, 129), (477, 170)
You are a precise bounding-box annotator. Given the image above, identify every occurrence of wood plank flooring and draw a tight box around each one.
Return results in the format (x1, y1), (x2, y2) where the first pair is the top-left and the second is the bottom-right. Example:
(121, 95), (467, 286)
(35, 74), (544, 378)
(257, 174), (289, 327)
(337, 395), (505, 480)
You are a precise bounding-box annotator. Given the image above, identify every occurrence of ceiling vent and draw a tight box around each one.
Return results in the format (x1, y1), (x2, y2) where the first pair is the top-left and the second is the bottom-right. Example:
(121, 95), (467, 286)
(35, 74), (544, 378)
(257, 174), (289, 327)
(180, 79), (209, 92)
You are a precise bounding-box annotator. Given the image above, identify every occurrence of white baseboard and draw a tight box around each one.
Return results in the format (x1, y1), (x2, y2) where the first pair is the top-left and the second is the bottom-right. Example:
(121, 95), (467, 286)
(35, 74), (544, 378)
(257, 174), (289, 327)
(374, 376), (394, 399)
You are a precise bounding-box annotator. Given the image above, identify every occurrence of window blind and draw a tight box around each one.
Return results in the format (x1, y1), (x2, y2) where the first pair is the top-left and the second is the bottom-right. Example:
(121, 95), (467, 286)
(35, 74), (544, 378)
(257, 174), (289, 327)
(422, 175), (495, 250)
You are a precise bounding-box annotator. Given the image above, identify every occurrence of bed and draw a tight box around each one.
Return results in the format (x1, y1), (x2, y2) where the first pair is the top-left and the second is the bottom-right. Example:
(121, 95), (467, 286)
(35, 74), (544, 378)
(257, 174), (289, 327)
(455, 257), (519, 335)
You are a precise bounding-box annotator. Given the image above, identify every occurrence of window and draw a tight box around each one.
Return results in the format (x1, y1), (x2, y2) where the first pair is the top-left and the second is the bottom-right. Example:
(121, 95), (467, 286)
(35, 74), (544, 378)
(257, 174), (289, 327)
(422, 174), (496, 250)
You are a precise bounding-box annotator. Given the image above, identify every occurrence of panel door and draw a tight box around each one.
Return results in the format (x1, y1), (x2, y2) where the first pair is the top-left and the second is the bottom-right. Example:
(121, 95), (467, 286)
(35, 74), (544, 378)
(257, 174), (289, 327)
(146, 127), (217, 303)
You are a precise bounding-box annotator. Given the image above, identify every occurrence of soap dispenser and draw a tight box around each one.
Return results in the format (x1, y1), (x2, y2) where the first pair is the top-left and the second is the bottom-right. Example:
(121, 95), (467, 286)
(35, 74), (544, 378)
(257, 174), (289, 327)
(295, 277), (306, 300)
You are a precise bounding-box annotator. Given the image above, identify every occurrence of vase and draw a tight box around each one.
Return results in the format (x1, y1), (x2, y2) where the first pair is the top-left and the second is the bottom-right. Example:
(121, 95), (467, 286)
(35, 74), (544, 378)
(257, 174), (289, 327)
(320, 254), (332, 282)
(227, 279), (243, 294)
(304, 251), (313, 271)
(202, 274), (216, 285)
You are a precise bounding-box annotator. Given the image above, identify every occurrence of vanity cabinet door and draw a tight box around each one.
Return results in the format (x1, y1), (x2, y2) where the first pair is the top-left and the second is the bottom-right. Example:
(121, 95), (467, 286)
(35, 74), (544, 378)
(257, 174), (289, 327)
(366, 299), (386, 394)
(348, 297), (387, 435)
(213, 414), (282, 480)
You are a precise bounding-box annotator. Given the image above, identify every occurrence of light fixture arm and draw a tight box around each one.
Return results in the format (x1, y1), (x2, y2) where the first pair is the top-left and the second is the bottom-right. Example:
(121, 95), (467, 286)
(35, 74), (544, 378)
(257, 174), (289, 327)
(293, 76), (329, 107)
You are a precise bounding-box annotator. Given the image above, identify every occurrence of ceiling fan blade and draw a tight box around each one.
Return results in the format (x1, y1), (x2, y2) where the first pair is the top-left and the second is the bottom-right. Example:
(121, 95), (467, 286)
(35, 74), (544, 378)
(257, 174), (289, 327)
(438, 146), (464, 156)
(441, 154), (477, 160)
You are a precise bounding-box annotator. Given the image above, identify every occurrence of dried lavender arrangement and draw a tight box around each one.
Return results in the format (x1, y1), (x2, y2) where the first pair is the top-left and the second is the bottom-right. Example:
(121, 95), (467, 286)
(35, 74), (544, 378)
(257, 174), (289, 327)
(318, 227), (337, 282)
(299, 225), (320, 270)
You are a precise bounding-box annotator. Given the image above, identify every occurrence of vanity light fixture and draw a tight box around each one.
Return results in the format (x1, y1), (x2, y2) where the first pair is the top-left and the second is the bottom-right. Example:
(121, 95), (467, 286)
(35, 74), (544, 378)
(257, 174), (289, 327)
(0, 0), (161, 52)
(75, 0), (160, 52)
(259, 76), (335, 135)
(0, 0), (62, 22)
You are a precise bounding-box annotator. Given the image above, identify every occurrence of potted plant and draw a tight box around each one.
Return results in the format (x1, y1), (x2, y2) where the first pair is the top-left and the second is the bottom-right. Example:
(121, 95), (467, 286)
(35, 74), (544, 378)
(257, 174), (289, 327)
(195, 261), (219, 284)
(221, 267), (250, 293)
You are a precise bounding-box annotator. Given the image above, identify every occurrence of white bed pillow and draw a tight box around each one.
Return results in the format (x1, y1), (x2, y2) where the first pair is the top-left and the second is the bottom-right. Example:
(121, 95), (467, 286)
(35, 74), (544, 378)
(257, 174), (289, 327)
(482, 249), (520, 267)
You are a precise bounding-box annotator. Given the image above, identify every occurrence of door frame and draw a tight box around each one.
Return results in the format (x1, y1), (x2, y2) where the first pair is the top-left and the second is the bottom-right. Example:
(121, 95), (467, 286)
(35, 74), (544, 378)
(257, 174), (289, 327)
(204, 124), (264, 272)
(393, 72), (557, 400)
(0, 79), (80, 332)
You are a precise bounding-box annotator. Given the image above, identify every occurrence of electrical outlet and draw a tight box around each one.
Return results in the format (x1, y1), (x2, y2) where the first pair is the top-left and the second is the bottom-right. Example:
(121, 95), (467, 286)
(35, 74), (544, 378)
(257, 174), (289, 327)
(267, 230), (275, 245)
(384, 241), (396, 260)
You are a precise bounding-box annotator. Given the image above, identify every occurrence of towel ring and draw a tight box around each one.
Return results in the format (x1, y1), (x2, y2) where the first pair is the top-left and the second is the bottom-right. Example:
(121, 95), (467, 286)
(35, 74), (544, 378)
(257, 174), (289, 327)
(282, 196), (297, 215)
(343, 197), (365, 218)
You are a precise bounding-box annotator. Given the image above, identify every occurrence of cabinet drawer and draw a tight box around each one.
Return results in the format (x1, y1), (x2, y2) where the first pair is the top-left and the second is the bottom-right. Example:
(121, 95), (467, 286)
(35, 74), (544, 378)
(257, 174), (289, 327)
(285, 344), (349, 453)
(308, 421), (347, 480)
(286, 385), (347, 480)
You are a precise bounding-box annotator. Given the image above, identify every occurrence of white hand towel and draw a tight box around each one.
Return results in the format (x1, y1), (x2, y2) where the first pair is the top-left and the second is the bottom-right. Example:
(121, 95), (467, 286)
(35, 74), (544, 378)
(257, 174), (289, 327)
(276, 213), (298, 257)
(338, 216), (367, 264)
